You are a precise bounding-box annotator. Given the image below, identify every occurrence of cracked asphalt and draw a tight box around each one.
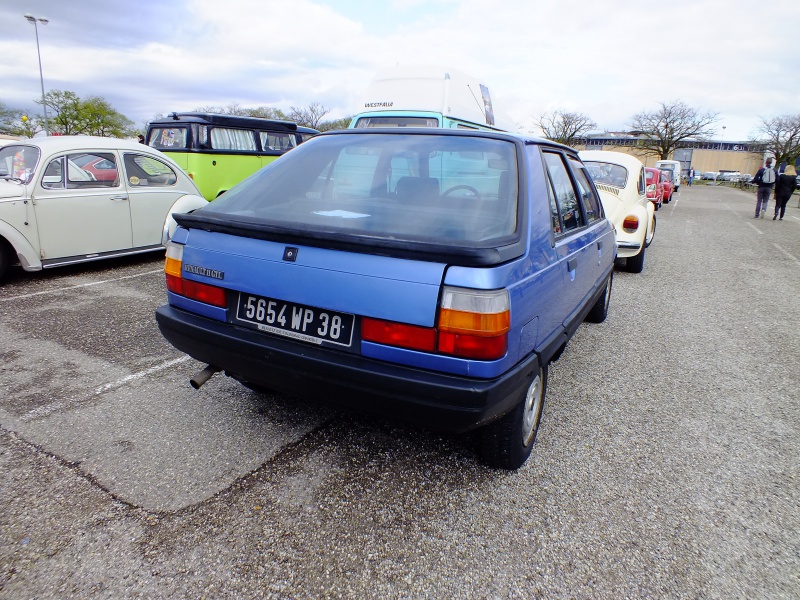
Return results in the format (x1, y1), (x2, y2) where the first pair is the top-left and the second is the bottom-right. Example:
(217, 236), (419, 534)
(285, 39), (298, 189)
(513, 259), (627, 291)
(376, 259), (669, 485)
(1, 184), (798, 598)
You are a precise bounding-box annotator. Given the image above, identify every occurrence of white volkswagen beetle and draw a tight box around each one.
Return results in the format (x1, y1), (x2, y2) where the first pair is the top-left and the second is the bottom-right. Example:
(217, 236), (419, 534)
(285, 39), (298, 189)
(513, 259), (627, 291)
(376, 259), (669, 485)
(0, 136), (208, 282)
(579, 150), (656, 273)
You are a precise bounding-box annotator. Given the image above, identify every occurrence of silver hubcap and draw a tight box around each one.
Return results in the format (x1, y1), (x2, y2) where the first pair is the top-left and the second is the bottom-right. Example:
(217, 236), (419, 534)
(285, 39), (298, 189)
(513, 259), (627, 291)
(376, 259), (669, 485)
(522, 372), (543, 446)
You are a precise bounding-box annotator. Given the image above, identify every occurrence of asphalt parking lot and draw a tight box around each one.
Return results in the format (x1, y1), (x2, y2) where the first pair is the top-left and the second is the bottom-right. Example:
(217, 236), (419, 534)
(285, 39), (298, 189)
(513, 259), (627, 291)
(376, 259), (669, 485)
(1, 184), (798, 599)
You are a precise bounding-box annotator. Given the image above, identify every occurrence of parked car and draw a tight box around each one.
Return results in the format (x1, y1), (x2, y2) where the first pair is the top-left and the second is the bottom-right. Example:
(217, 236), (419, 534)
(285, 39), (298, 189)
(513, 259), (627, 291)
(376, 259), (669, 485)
(660, 169), (675, 203)
(701, 171), (719, 180)
(718, 171), (741, 182)
(155, 128), (616, 469)
(581, 150), (656, 273)
(0, 136), (208, 282)
(71, 154), (120, 182)
(645, 167), (665, 210)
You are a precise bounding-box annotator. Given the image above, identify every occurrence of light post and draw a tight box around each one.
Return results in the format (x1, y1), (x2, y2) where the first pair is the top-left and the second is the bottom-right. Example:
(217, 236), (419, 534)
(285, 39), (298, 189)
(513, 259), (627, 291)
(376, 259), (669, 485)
(24, 13), (49, 136)
(714, 125), (726, 184)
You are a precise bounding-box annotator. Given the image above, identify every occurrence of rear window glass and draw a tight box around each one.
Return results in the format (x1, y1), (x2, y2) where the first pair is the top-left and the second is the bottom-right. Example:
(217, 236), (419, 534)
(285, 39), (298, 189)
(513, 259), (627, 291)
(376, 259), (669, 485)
(585, 161), (628, 188)
(201, 133), (519, 245)
(354, 117), (439, 128)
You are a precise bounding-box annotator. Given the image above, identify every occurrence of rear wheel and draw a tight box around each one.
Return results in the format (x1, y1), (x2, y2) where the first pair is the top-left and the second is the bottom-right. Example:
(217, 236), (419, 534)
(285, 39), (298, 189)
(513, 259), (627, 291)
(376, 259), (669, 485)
(645, 214), (656, 248)
(478, 364), (548, 470)
(626, 243), (646, 273)
(585, 272), (612, 323)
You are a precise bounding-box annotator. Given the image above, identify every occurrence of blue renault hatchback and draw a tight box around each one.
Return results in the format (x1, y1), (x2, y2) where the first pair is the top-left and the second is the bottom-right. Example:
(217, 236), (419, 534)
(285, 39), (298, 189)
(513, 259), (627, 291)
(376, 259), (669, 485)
(155, 128), (615, 469)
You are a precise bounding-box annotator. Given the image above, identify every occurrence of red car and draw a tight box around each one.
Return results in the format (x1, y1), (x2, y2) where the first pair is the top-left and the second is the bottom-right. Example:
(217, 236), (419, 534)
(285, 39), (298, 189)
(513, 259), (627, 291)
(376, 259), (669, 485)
(645, 167), (665, 210)
(72, 154), (119, 182)
(659, 169), (674, 203)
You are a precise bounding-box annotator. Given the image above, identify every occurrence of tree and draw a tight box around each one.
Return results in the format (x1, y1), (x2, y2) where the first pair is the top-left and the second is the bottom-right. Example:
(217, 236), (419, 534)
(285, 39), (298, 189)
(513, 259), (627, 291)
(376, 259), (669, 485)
(535, 110), (597, 147)
(80, 96), (134, 137)
(193, 103), (289, 120)
(35, 89), (133, 137)
(629, 100), (718, 159)
(288, 102), (329, 129)
(0, 101), (44, 137)
(317, 116), (352, 131)
(752, 115), (800, 166)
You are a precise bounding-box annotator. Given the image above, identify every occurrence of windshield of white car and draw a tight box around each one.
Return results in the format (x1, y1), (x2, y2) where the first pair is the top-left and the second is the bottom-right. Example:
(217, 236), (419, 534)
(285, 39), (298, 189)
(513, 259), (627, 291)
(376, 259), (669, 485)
(0, 145), (41, 184)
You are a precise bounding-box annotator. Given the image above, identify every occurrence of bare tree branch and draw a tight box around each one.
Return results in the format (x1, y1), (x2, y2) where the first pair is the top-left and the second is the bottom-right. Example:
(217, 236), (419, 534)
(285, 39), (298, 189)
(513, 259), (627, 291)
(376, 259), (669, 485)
(535, 111), (597, 148)
(629, 101), (718, 159)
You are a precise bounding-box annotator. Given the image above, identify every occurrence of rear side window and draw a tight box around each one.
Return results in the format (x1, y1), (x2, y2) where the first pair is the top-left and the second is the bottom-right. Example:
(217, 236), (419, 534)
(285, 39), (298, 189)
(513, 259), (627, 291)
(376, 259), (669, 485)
(123, 154), (178, 187)
(210, 128), (257, 151)
(260, 131), (297, 152)
(542, 152), (584, 233)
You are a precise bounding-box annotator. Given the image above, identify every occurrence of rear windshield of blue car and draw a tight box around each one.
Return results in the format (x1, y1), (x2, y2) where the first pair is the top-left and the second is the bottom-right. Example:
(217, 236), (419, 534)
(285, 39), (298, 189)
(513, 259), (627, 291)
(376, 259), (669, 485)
(199, 132), (519, 245)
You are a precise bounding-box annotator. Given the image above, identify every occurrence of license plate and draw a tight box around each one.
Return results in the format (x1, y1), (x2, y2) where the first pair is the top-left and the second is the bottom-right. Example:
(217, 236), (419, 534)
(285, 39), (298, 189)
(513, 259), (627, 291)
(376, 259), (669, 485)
(235, 293), (355, 347)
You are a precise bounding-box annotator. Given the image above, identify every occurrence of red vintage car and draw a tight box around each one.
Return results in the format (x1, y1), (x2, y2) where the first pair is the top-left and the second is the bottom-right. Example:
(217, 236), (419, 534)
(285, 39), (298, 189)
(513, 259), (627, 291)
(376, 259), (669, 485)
(645, 167), (665, 210)
(659, 169), (674, 203)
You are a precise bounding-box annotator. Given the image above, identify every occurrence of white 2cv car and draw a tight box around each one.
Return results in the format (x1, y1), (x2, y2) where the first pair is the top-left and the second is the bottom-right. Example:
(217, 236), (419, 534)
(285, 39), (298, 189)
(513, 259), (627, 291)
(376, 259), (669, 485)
(0, 136), (208, 282)
(579, 150), (656, 273)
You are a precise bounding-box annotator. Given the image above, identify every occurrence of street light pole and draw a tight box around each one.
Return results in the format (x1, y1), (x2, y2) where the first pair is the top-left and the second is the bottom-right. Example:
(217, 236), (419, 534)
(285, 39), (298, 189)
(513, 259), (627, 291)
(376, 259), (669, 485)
(714, 125), (726, 185)
(24, 13), (50, 136)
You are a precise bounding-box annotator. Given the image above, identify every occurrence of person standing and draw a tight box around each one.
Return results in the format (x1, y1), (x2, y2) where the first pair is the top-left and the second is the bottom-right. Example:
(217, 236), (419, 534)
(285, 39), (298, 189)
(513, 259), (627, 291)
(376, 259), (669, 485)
(687, 167), (694, 186)
(773, 165), (797, 220)
(751, 158), (777, 218)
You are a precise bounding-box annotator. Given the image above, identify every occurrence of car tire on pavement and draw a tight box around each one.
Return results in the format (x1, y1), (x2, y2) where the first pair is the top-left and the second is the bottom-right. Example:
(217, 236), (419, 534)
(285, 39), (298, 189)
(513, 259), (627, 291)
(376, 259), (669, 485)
(645, 215), (656, 248)
(585, 272), (612, 323)
(478, 364), (548, 470)
(626, 243), (646, 273)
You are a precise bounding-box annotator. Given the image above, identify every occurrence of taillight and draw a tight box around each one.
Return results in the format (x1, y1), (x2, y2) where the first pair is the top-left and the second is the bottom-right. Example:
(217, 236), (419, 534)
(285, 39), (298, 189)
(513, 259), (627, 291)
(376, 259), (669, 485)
(362, 287), (510, 361)
(164, 241), (228, 308)
(622, 215), (639, 233)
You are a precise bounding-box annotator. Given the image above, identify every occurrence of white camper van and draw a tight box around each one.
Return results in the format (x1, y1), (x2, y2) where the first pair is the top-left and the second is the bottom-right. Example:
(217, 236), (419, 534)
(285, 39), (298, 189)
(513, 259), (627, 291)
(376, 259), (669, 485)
(654, 160), (682, 191)
(349, 66), (512, 132)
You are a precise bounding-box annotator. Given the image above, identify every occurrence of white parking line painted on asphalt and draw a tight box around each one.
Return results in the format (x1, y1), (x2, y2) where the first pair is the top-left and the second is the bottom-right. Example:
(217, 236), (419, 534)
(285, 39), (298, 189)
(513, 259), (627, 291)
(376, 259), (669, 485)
(20, 355), (193, 422)
(745, 221), (764, 234)
(668, 194), (680, 215)
(93, 355), (192, 395)
(0, 269), (163, 302)
(773, 243), (800, 266)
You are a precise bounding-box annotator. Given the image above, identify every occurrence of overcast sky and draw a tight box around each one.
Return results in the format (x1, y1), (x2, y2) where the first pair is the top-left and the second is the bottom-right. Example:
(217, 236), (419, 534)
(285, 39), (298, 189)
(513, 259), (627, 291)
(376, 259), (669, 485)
(2, 0), (798, 140)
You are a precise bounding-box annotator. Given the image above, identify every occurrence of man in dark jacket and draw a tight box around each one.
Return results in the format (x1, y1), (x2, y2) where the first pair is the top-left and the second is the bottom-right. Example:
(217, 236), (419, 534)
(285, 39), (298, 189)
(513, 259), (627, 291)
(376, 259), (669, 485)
(751, 158), (776, 218)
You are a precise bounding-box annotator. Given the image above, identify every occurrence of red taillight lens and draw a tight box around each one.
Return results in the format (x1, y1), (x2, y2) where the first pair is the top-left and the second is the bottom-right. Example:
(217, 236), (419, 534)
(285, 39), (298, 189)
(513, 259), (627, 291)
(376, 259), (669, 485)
(437, 331), (508, 360)
(622, 215), (639, 232)
(166, 273), (228, 308)
(362, 318), (436, 352)
(164, 241), (227, 308)
(362, 287), (510, 361)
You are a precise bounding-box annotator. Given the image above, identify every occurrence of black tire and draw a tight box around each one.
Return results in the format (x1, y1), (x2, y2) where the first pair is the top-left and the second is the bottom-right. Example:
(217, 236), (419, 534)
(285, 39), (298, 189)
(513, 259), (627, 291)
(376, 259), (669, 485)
(585, 272), (612, 323)
(478, 363), (548, 470)
(0, 240), (11, 283)
(645, 214), (656, 248)
(626, 243), (646, 273)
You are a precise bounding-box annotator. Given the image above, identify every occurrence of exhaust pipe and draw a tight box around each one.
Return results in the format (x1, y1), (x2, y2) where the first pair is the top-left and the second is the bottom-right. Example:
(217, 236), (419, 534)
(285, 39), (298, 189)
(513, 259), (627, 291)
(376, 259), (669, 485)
(190, 365), (221, 390)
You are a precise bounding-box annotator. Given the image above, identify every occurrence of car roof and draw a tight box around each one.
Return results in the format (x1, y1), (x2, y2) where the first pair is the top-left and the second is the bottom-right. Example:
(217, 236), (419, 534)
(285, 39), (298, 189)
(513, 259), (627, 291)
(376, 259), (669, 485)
(318, 126), (576, 153)
(579, 150), (646, 169)
(7, 135), (160, 154)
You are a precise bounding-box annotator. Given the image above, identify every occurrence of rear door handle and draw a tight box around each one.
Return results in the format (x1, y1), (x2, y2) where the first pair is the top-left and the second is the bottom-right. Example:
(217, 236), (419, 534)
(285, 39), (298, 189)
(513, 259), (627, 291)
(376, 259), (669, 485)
(110, 195), (129, 201)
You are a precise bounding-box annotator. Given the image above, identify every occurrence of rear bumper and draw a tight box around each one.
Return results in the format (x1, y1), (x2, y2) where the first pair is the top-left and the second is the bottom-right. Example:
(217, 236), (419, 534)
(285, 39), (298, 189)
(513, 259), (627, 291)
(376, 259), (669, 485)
(155, 305), (538, 433)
